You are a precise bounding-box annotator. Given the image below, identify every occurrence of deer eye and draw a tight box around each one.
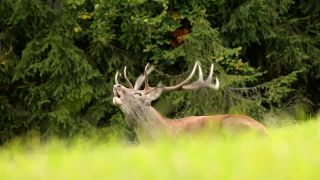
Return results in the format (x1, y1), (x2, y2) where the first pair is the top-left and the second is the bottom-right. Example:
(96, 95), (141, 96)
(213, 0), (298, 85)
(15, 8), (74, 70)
(134, 92), (142, 96)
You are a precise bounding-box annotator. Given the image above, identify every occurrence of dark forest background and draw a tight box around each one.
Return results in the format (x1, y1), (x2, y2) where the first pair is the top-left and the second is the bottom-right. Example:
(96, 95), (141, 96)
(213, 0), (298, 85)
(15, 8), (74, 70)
(0, 0), (319, 143)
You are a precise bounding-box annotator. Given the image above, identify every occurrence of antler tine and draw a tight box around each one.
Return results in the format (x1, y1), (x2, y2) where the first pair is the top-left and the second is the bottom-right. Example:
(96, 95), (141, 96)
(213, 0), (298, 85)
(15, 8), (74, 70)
(182, 63), (219, 90)
(124, 66), (133, 89)
(134, 65), (154, 90)
(144, 63), (150, 91)
(115, 71), (119, 84)
(206, 64), (219, 90)
(210, 77), (220, 90)
(163, 61), (199, 91)
(198, 62), (204, 81)
(207, 63), (214, 80)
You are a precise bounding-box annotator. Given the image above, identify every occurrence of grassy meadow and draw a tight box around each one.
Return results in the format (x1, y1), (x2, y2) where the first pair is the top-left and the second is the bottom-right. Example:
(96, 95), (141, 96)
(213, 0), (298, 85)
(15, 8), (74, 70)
(0, 118), (320, 180)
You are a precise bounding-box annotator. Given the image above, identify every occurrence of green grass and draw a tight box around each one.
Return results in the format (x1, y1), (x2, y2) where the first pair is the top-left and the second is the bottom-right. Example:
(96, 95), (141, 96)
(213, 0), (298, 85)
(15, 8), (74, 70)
(1, 118), (320, 180)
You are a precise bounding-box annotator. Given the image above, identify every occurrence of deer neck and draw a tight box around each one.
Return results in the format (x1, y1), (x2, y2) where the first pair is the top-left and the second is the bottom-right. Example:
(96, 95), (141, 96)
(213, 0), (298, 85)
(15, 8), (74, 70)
(124, 106), (170, 137)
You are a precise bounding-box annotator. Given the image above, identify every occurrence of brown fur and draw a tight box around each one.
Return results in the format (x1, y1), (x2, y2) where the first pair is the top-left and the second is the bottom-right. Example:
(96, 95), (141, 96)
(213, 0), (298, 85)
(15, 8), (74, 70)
(126, 105), (267, 138)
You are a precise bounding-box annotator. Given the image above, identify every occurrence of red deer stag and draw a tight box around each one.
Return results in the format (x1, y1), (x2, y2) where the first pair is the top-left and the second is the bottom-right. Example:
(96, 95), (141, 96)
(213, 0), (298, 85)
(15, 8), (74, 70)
(112, 62), (267, 139)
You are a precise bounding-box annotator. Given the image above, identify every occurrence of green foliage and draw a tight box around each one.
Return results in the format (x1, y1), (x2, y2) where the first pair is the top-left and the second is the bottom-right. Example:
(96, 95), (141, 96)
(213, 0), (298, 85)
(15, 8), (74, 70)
(260, 70), (301, 107)
(0, 0), (319, 143)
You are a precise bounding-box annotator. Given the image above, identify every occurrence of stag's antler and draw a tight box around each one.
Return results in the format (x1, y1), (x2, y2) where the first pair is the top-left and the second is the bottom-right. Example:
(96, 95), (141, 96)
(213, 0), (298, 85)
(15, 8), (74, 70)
(141, 61), (219, 92)
(161, 61), (199, 91)
(182, 63), (219, 90)
(134, 65), (154, 90)
(114, 65), (155, 90)
(115, 71), (120, 85)
(115, 61), (219, 92)
(123, 66), (133, 89)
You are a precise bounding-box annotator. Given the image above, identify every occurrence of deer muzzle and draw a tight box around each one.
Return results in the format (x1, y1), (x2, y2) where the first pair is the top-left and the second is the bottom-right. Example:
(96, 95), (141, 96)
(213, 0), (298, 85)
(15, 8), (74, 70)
(113, 85), (123, 106)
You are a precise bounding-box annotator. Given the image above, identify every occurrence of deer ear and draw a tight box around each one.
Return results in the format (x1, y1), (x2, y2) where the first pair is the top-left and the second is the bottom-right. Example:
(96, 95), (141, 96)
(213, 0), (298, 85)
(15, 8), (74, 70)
(147, 87), (163, 101)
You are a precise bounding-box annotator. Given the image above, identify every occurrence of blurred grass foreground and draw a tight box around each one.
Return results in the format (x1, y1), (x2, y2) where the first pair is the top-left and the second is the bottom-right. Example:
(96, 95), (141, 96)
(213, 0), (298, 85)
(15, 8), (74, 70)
(0, 117), (320, 180)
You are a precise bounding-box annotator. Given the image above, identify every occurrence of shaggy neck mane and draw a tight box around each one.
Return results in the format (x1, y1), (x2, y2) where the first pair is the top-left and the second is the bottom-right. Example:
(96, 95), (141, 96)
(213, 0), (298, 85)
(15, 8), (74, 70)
(124, 106), (168, 134)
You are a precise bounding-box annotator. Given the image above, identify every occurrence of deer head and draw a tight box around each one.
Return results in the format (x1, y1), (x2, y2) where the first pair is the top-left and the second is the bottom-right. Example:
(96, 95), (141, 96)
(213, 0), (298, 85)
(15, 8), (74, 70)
(112, 61), (219, 126)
